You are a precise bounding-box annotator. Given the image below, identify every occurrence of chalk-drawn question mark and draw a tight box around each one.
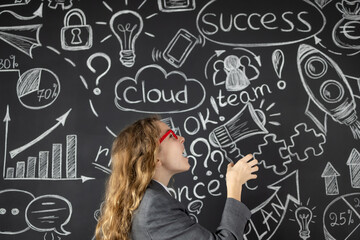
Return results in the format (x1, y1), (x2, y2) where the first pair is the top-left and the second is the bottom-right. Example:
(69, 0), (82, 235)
(211, 150), (225, 178)
(190, 138), (211, 177)
(86, 52), (111, 95)
(188, 155), (198, 180)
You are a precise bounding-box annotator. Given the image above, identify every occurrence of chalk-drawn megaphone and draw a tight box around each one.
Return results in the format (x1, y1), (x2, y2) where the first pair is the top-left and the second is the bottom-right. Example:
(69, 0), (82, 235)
(0, 24), (42, 58)
(209, 103), (268, 161)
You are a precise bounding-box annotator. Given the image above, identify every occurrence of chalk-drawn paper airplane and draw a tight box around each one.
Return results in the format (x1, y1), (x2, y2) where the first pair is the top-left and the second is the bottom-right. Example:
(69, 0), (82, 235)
(297, 44), (360, 139)
(0, 24), (42, 58)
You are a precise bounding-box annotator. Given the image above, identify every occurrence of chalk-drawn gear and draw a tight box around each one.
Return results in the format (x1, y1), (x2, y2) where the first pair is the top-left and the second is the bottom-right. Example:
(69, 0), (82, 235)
(288, 123), (326, 161)
(61, 8), (93, 51)
(254, 134), (291, 175)
(48, 0), (73, 10)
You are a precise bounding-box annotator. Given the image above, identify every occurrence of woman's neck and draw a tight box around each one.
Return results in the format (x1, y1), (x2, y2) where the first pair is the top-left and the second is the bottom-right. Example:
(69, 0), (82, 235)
(152, 172), (171, 186)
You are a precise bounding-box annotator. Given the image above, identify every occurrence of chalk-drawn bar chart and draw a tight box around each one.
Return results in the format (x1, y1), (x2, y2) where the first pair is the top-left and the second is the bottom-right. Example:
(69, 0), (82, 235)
(4, 135), (78, 180)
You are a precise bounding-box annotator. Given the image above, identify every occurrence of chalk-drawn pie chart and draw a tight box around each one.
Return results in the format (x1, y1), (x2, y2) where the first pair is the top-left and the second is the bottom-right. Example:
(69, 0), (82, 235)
(16, 68), (60, 109)
(323, 193), (360, 240)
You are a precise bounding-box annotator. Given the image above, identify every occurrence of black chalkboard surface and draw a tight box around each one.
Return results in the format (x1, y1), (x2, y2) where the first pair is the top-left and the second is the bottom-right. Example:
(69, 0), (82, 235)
(1, 0), (360, 239)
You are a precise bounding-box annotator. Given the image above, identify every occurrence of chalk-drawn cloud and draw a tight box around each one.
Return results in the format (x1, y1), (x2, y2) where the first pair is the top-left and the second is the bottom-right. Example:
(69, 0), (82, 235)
(114, 64), (206, 113)
(196, 0), (326, 47)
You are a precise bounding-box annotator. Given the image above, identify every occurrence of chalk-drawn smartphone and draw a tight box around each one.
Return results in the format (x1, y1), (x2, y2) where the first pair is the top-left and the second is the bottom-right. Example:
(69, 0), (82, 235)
(158, 0), (196, 12)
(163, 29), (198, 68)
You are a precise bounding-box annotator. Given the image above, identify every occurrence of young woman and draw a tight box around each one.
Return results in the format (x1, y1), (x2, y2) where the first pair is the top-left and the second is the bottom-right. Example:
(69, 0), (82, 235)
(95, 116), (258, 240)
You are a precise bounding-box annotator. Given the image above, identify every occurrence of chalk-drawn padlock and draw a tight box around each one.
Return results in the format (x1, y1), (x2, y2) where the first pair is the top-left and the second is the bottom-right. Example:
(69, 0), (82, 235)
(61, 8), (93, 50)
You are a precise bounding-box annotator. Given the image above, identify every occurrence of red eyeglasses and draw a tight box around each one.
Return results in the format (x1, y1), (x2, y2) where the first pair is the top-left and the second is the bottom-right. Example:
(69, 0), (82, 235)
(159, 129), (178, 143)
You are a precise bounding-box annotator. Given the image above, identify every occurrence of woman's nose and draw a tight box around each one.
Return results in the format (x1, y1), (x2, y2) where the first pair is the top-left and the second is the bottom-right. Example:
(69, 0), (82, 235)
(179, 136), (185, 143)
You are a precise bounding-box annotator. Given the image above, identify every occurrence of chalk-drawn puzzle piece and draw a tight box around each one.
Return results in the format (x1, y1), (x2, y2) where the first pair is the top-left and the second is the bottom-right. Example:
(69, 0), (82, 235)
(254, 134), (291, 175)
(288, 123), (326, 161)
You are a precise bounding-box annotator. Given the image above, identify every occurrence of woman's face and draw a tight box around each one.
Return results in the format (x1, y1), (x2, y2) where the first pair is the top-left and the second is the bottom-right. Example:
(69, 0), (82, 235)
(156, 121), (190, 175)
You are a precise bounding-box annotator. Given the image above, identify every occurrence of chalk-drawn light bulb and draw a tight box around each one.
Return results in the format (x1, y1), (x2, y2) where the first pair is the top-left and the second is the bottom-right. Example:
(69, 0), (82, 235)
(110, 10), (143, 67)
(295, 206), (312, 240)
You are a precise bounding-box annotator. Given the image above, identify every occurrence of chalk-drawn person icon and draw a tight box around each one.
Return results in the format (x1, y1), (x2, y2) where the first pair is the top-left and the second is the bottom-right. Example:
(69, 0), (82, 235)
(95, 116), (258, 240)
(224, 55), (250, 91)
(239, 55), (260, 81)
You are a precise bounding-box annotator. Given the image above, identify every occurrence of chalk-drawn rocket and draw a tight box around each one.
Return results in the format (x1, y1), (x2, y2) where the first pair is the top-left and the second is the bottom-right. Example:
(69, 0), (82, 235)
(297, 44), (360, 139)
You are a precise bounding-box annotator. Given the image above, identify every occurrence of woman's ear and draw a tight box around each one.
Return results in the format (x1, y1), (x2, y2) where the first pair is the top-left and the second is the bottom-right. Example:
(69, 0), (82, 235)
(155, 157), (162, 167)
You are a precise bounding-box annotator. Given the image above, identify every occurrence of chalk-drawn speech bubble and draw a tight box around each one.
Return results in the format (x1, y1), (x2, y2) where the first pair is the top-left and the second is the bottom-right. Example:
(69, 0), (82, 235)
(114, 64), (206, 113)
(0, 189), (35, 234)
(196, 0), (325, 47)
(188, 200), (204, 215)
(25, 195), (72, 235)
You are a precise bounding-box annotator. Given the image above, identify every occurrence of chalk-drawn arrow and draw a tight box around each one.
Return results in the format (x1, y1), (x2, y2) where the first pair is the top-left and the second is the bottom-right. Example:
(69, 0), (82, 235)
(234, 47), (262, 66)
(33, 3), (43, 18)
(9, 109), (72, 159)
(204, 50), (225, 79)
(314, 36), (322, 45)
(321, 162), (340, 195)
(246, 170), (300, 240)
(8, 175), (95, 183)
(314, 36), (345, 56)
(79, 175), (95, 183)
(0, 3), (42, 20)
(3, 105), (10, 178)
(346, 149), (360, 188)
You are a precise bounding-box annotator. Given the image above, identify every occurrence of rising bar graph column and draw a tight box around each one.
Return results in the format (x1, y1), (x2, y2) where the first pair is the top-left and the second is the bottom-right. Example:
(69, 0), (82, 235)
(16, 161), (25, 178)
(66, 135), (77, 178)
(26, 157), (36, 178)
(6, 168), (14, 178)
(39, 151), (49, 179)
(52, 144), (62, 179)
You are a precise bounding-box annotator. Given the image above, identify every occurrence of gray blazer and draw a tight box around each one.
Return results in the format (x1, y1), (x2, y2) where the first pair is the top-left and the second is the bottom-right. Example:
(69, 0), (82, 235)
(131, 180), (251, 240)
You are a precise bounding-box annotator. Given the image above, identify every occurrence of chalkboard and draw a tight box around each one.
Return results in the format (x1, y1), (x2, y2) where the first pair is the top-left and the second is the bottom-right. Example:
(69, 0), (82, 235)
(1, 0), (360, 239)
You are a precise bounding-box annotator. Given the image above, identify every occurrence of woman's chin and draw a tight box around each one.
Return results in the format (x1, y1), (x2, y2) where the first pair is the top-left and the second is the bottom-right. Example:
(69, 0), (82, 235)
(185, 160), (191, 170)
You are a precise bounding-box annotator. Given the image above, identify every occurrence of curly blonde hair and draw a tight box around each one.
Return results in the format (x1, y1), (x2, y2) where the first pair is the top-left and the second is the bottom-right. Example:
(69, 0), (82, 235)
(95, 116), (161, 240)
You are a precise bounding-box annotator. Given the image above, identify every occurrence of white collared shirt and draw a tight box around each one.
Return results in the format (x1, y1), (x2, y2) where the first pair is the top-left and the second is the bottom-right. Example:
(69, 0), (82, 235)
(152, 179), (172, 195)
